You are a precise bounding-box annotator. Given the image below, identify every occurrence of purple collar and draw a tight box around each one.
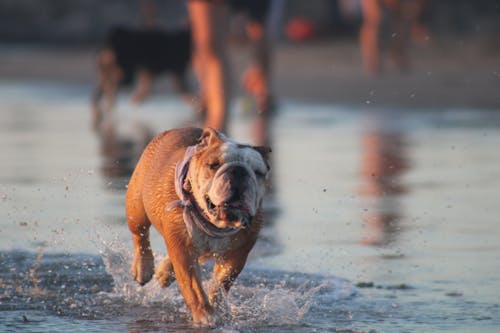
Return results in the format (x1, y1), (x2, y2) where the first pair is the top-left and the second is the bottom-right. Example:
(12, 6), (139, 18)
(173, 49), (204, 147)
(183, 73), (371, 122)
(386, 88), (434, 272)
(165, 145), (242, 239)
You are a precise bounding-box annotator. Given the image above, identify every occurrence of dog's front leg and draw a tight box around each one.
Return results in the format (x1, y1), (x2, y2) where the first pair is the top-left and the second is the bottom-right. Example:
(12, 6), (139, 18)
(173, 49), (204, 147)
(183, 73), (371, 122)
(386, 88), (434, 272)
(166, 239), (215, 326)
(208, 245), (254, 309)
(127, 174), (155, 285)
(130, 229), (154, 285)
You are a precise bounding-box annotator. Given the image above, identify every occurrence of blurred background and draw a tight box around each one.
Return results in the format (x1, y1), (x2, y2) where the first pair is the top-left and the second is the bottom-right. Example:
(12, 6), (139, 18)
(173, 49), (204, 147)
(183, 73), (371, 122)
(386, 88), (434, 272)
(0, 0), (499, 108)
(1, 1), (500, 332)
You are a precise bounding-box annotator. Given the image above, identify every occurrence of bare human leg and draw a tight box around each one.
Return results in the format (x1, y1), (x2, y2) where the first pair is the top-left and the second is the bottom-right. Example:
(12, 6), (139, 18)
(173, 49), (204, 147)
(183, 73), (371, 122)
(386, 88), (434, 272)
(188, 1), (231, 133)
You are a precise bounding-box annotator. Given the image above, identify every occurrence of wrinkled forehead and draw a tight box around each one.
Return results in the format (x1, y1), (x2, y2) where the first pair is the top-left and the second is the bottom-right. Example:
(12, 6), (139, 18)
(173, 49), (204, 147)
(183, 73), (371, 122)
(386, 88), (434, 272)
(220, 141), (266, 171)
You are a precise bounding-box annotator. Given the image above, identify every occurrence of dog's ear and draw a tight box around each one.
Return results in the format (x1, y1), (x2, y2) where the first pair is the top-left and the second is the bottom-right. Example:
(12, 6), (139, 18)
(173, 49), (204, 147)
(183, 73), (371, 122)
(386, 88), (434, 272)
(197, 127), (223, 150)
(253, 146), (272, 170)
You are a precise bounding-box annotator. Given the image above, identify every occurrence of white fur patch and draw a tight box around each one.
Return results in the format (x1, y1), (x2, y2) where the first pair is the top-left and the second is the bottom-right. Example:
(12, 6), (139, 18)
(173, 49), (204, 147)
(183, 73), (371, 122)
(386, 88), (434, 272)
(220, 142), (267, 176)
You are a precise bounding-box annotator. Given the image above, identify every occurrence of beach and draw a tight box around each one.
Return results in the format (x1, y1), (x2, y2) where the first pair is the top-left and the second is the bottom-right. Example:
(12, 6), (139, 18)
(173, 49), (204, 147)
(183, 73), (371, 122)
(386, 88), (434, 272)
(1, 38), (500, 332)
(1, 38), (499, 109)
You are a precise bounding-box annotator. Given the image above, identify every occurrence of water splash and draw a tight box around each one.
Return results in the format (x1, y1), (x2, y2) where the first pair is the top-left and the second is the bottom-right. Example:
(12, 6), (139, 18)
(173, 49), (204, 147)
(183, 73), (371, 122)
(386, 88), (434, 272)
(0, 245), (356, 331)
(99, 241), (356, 329)
(100, 240), (185, 309)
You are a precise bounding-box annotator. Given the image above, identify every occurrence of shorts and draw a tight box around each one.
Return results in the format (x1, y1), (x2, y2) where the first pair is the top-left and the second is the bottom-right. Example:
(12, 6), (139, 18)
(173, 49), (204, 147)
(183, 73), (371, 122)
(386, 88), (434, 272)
(189, 0), (271, 23)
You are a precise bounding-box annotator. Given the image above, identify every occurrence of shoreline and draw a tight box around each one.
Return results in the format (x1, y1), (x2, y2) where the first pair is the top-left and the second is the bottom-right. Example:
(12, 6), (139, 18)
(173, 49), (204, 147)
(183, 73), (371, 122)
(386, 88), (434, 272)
(0, 39), (499, 109)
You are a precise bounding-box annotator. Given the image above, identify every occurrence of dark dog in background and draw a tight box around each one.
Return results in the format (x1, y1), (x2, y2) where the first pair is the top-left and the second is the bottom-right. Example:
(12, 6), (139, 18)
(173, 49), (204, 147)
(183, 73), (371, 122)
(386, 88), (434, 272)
(91, 26), (193, 129)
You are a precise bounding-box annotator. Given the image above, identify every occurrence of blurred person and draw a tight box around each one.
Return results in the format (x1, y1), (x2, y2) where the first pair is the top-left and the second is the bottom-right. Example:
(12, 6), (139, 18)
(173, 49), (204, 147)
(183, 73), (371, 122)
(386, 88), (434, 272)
(359, 0), (428, 76)
(188, 1), (231, 133)
(358, 118), (410, 246)
(140, 0), (159, 27)
(188, 0), (274, 142)
(188, 0), (279, 210)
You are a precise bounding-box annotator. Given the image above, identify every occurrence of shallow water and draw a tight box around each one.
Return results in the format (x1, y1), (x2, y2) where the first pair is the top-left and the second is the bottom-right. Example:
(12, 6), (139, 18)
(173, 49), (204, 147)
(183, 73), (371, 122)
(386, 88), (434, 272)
(1, 81), (500, 332)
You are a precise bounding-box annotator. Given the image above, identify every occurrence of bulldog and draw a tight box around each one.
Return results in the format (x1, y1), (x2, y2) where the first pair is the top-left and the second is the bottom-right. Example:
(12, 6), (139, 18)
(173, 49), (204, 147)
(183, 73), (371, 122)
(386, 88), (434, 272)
(126, 127), (270, 326)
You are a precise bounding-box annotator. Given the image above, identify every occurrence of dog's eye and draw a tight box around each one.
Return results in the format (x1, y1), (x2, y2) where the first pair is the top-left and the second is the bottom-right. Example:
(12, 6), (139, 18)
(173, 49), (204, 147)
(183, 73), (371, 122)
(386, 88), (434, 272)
(208, 161), (220, 170)
(255, 170), (265, 178)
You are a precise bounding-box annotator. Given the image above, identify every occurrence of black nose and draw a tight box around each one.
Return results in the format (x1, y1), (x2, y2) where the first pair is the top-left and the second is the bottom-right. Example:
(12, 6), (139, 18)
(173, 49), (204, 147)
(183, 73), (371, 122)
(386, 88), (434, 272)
(224, 165), (248, 203)
(223, 191), (241, 206)
(224, 187), (243, 208)
(242, 217), (252, 228)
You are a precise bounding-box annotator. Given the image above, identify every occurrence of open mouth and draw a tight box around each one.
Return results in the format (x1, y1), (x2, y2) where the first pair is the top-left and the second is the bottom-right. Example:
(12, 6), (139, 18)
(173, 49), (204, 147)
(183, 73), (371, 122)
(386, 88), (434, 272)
(204, 194), (248, 225)
(186, 194), (245, 238)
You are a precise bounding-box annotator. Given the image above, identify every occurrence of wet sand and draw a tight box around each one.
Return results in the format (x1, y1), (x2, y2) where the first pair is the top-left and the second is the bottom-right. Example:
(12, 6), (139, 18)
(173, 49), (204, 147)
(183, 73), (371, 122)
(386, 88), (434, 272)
(1, 38), (499, 109)
(1, 80), (500, 331)
(1, 40), (500, 332)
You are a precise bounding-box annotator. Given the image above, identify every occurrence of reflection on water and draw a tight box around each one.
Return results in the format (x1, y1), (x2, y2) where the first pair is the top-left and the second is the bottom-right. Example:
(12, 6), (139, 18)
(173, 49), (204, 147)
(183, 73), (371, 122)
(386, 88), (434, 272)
(358, 115), (410, 247)
(95, 117), (155, 191)
(1, 83), (500, 332)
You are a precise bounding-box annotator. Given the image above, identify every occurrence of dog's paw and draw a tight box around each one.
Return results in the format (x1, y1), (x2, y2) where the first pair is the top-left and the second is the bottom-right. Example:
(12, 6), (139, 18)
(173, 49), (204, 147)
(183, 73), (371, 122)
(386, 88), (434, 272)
(192, 309), (218, 328)
(155, 257), (176, 288)
(208, 284), (231, 321)
(130, 253), (154, 285)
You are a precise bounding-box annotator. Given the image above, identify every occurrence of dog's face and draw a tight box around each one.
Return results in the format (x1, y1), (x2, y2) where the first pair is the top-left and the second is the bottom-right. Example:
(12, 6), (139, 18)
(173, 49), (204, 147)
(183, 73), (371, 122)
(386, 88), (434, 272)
(188, 128), (270, 230)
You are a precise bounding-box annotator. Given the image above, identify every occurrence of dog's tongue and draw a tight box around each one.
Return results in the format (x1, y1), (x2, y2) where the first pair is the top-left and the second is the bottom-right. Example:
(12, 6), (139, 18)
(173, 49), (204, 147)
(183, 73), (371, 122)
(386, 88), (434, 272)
(220, 202), (247, 223)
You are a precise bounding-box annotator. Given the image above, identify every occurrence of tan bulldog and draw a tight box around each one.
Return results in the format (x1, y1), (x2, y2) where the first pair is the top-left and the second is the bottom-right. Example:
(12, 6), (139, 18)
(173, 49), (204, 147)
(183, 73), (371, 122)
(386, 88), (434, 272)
(126, 127), (270, 326)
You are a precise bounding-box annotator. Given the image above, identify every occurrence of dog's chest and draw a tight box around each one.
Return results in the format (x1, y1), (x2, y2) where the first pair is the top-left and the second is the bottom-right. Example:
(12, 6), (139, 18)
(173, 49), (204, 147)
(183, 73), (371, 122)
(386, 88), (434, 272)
(191, 230), (233, 254)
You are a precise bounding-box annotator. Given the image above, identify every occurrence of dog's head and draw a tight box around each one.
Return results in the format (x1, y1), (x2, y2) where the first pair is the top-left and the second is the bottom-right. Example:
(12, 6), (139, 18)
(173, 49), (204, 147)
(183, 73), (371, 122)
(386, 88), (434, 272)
(188, 128), (270, 230)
